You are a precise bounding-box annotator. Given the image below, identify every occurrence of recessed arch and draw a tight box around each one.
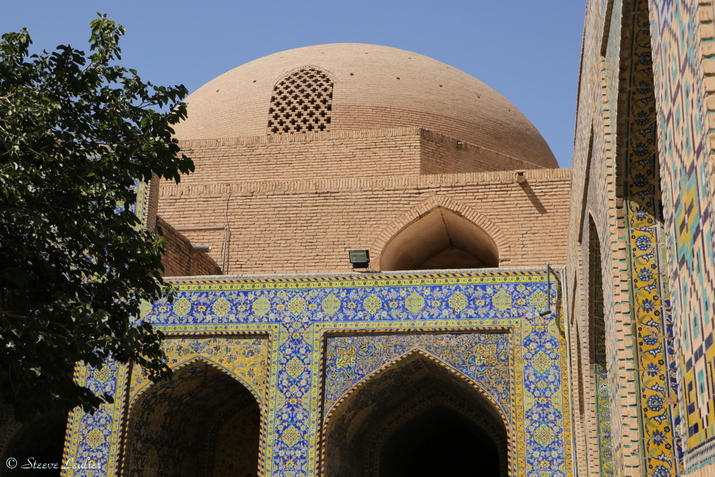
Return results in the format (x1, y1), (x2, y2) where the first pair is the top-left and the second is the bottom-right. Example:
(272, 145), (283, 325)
(373, 196), (510, 270)
(124, 358), (261, 477)
(380, 206), (498, 270)
(322, 350), (509, 477)
(587, 214), (606, 368)
(128, 353), (266, 409)
(586, 213), (613, 475)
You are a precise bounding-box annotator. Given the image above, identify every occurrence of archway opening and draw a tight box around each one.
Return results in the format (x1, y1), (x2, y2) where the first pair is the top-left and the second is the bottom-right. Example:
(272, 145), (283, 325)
(125, 360), (260, 477)
(324, 353), (508, 477)
(380, 207), (499, 271)
(380, 405), (500, 477)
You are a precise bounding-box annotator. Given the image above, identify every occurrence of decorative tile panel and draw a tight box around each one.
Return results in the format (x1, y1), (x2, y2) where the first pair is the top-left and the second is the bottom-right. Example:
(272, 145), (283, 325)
(615, 2), (680, 475)
(64, 362), (127, 476)
(323, 333), (512, 420)
(63, 270), (571, 477)
(128, 337), (270, 407)
(596, 367), (615, 477)
(650, 0), (715, 468)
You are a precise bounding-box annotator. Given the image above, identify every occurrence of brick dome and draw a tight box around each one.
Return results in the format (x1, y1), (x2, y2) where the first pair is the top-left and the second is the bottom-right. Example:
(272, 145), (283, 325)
(174, 43), (557, 168)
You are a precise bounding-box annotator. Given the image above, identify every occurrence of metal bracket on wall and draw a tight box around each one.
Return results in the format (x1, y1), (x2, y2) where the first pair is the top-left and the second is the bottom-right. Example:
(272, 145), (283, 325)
(540, 263), (553, 316)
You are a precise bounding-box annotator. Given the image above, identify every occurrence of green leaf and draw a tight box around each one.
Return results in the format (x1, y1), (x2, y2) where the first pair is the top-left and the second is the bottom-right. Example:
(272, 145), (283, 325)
(0, 14), (189, 422)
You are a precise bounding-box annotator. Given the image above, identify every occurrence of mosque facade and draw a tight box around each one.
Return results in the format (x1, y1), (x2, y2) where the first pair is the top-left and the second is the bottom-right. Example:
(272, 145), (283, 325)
(1, 0), (715, 476)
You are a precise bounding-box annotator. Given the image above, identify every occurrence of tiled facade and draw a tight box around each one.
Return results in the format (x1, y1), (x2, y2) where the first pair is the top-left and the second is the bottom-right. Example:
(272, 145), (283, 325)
(570, 1), (715, 477)
(63, 271), (571, 477)
(1, 5), (715, 474)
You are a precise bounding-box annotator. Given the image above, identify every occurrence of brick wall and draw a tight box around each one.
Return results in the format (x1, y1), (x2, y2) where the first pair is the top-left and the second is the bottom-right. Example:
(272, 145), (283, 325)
(158, 168), (571, 276)
(157, 216), (222, 277)
(418, 129), (546, 174)
(176, 128), (549, 189)
(333, 105), (554, 170)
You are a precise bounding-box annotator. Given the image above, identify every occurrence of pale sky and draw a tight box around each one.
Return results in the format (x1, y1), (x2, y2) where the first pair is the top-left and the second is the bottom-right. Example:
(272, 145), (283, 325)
(3, 0), (586, 167)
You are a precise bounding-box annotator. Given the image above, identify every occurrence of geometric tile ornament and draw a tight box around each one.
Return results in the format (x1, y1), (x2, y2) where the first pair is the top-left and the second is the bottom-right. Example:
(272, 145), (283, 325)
(62, 269), (572, 477)
(650, 0), (715, 469)
(323, 333), (512, 420)
(127, 337), (270, 407)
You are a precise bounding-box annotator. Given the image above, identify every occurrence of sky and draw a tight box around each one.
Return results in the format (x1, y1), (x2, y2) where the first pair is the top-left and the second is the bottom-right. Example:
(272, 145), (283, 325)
(2, 0), (586, 167)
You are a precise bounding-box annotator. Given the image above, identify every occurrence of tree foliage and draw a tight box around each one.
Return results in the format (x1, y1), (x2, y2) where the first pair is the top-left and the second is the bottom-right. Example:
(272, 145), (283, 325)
(0, 15), (193, 421)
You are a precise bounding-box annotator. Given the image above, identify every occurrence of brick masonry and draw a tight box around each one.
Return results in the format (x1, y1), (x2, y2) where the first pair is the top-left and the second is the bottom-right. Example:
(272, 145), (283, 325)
(156, 216), (221, 277)
(175, 127), (548, 186)
(173, 44), (558, 169)
(158, 167), (571, 276)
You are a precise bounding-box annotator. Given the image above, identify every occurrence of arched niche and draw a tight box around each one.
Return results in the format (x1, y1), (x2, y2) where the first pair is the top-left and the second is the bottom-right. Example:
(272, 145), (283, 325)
(380, 207), (499, 271)
(323, 352), (509, 477)
(586, 213), (613, 474)
(124, 359), (261, 477)
(588, 214), (606, 369)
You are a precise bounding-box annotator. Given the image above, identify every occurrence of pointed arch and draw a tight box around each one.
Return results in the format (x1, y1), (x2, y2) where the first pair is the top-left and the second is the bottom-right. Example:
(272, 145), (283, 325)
(586, 212), (613, 475)
(128, 354), (265, 409)
(373, 196), (511, 270)
(123, 358), (262, 477)
(324, 348), (509, 424)
(322, 349), (510, 477)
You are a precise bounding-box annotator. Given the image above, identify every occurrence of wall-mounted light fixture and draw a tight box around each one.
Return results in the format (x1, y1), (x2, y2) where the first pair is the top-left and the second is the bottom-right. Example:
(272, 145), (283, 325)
(348, 249), (370, 269)
(190, 245), (212, 253)
(514, 171), (526, 184)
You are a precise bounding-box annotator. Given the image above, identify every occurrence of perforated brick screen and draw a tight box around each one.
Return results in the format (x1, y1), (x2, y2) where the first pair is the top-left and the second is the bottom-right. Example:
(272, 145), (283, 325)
(268, 68), (333, 134)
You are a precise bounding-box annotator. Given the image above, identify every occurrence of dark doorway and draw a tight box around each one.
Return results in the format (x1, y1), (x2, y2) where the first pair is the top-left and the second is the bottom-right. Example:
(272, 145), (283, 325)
(324, 352), (508, 477)
(380, 405), (500, 477)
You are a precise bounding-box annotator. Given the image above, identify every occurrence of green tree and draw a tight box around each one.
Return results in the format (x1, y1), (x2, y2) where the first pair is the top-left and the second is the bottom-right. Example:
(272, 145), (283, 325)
(0, 15), (193, 421)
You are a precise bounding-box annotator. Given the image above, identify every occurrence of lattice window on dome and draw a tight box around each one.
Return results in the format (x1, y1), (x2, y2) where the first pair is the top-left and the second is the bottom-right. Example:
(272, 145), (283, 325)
(267, 68), (333, 134)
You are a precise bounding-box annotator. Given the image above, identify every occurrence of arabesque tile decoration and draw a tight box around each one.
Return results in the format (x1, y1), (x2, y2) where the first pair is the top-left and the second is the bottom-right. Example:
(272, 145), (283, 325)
(619, 1), (679, 474)
(63, 270), (572, 477)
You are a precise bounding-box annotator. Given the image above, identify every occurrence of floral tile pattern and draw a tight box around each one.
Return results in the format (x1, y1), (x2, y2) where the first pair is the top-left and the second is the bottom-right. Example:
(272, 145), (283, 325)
(62, 270), (572, 477)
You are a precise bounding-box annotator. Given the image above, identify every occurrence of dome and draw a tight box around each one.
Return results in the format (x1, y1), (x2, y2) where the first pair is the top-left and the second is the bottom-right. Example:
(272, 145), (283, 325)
(174, 43), (557, 168)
